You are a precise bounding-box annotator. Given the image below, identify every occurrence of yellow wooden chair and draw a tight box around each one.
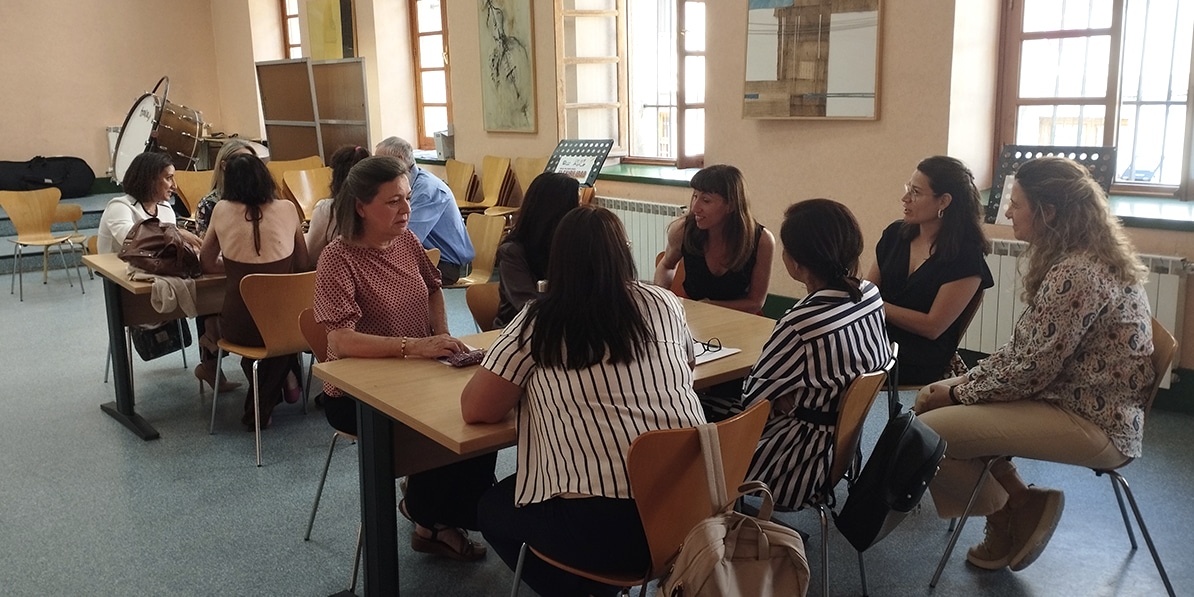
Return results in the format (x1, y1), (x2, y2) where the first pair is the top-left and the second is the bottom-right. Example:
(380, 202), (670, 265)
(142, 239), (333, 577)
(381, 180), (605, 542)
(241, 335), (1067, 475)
(51, 202), (87, 280)
(212, 271), (316, 466)
(446, 158), (479, 206)
(465, 282), (500, 332)
(266, 156), (324, 201)
(283, 167), (333, 221)
(512, 156), (550, 196)
(424, 248), (441, 267)
(446, 213), (505, 288)
(0, 188), (85, 301)
(458, 156), (513, 214)
(510, 401), (771, 596)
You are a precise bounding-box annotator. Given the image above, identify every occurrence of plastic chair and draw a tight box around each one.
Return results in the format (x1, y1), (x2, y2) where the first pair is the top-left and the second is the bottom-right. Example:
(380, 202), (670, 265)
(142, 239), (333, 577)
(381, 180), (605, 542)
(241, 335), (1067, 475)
(446, 158), (479, 205)
(928, 319), (1177, 596)
(282, 167), (333, 221)
(465, 282), (500, 332)
(212, 271), (316, 466)
(446, 213), (505, 287)
(0, 188), (85, 301)
(510, 400), (771, 596)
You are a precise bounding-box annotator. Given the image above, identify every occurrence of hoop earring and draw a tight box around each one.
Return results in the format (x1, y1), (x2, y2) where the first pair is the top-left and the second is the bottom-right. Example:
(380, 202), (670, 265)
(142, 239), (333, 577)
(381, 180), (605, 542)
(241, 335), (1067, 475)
(937, 208), (945, 219)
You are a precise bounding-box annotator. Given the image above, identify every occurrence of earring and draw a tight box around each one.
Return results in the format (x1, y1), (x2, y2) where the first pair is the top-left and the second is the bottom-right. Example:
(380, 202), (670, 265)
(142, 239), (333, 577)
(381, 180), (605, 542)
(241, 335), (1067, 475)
(937, 208), (945, 219)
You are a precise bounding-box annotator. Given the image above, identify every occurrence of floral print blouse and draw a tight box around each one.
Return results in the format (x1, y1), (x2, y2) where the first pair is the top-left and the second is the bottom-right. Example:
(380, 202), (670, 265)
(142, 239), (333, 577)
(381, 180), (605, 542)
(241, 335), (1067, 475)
(955, 252), (1154, 458)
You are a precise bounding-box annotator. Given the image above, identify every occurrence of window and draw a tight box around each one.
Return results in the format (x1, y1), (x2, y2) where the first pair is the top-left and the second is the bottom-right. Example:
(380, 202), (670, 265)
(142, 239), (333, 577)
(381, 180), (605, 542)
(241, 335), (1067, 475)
(282, 0), (302, 59)
(997, 0), (1194, 196)
(557, 0), (705, 167)
(409, 0), (454, 150)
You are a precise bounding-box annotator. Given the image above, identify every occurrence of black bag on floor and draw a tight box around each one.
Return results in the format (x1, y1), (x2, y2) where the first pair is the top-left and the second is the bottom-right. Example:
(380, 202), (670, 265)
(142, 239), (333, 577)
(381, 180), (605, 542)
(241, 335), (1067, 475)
(0, 156), (95, 198)
(834, 410), (946, 552)
(130, 320), (193, 361)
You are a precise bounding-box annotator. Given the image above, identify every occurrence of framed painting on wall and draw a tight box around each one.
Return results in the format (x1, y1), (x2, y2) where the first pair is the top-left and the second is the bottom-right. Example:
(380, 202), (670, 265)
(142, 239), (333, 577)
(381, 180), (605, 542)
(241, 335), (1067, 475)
(478, 0), (536, 133)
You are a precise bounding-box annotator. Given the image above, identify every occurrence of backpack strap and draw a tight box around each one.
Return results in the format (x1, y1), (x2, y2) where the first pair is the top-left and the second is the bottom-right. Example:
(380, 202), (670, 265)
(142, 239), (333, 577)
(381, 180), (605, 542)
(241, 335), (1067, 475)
(697, 422), (729, 515)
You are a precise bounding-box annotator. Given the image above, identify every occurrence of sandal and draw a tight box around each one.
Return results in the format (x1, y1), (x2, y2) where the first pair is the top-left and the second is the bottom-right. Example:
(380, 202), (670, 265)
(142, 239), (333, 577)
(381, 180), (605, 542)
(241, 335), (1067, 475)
(411, 526), (487, 562)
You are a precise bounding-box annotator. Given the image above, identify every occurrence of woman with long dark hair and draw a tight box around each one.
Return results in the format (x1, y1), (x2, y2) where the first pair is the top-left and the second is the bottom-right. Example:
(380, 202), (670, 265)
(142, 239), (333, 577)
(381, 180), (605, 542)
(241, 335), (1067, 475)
(464, 205), (706, 596)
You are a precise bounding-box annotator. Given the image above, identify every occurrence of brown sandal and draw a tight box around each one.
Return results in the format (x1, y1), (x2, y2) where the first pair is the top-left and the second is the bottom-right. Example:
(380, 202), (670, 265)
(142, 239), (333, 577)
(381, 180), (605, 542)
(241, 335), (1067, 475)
(410, 526), (487, 562)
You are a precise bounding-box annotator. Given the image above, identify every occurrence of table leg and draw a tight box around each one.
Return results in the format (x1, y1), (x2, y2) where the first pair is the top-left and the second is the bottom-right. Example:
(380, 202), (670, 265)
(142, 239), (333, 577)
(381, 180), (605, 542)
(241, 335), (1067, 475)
(358, 400), (398, 596)
(98, 277), (160, 440)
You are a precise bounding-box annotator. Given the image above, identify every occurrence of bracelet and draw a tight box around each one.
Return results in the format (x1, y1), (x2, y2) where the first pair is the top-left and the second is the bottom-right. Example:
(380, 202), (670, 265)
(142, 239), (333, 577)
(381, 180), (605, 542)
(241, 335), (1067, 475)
(948, 385), (962, 405)
(400, 336), (407, 359)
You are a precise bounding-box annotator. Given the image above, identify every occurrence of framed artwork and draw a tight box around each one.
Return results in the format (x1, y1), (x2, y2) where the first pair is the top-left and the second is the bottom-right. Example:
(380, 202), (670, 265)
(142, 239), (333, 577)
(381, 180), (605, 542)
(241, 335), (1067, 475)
(478, 0), (536, 133)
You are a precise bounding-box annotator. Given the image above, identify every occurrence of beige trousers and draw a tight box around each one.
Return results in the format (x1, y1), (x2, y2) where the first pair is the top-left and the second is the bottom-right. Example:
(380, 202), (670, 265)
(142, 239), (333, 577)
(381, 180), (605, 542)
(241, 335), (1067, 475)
(917, 399), (1128, 518)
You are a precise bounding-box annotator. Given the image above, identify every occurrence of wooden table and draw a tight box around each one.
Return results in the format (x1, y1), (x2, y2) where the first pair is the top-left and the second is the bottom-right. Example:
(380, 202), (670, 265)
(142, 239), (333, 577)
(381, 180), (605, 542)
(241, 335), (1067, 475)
(312, 298), (776, 596)
(83, 253), (226, 440)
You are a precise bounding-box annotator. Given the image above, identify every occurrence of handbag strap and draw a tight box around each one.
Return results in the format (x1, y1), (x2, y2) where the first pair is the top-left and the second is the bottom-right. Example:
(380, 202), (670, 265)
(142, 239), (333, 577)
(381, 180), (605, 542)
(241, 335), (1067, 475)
(697, 422), (729, 515)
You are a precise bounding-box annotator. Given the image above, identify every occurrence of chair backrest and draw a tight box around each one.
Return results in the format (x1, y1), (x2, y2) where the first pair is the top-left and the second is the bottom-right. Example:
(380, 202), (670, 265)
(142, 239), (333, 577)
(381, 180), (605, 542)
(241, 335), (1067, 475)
(0, 188), (61, 238)
(297, 307), (328, 362)
(52, 203), (83, 232)
(654, 251), (688, 298)
(86, 235), (98, 255)
(830, 370), (888, 485)
(282, 167), (333, 221)
(480, 155), (513, 208)
(512, 156), (550, 195)
(627, 400), (770, 578)
(445, 158), (478, 204)
(955, 288), (985, 339)
(239, 271), (317, 357)
(425, 247), (441, 267)
(463, 213), (506, 283)
(266, 156), (324, 200)
(1145, 318), (1178, 417)
(466, 282), (501, 332)
(173, 169), (214, 216)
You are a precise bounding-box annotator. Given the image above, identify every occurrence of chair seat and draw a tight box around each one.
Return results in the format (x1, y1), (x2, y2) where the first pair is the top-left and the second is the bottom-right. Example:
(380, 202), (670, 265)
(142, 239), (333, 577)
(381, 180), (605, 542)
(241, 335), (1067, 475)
(9, 234), (74, 247)
(529, 544), (649, 587)
(216, 339), (270, 361)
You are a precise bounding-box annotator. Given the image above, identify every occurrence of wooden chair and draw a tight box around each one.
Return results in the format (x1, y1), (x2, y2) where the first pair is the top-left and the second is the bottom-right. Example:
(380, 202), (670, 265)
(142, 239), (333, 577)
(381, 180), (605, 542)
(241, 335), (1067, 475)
(510, 400), (771, 596)
(446, 158), (479, 205)
(425, 248), (441, 267)
(282, 167), (333, 221)
(654, 251), (688, 298)
(929, 318), (1178, 597)
(465, 282), (500, 332)
(458, 156), (514, 214)
(298, 307), (363, 594)
(512, 156), (550, 197)
(172, 169), (213, 219)
(212, 271), (316, 466)
(266, 156), (324, 202)
(889, 288), (986, 416)
(0, 188), (85, 301)
(50, 202), (86, 280)
(446, 213), (505, 287)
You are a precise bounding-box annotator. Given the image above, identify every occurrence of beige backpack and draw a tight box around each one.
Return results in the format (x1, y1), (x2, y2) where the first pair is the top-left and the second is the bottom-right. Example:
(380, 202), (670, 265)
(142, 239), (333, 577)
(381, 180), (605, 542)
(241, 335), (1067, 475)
(656, 425), (810, 597)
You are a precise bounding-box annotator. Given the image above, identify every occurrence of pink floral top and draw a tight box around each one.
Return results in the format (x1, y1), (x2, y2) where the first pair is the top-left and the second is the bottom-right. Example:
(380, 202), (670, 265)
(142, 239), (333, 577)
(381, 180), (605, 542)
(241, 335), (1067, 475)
(955, 252), (1154, 458)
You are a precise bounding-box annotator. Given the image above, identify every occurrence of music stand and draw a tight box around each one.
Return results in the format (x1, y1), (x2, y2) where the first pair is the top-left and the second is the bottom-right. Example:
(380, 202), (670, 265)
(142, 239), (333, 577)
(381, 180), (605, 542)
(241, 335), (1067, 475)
(544, 139), (615, 188)
(985, 145), (1116, 224)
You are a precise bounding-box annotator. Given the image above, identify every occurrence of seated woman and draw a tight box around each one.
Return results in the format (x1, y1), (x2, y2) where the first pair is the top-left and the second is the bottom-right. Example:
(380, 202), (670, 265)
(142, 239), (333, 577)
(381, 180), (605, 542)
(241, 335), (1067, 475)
(915, 156), (1154, 573)
(743, 199), (890, 511)
(199, 153), (309, 429)
(654, 164), (774, 314)
(195, 139), (257, 237)
(306, 145), (370, 263)
(866, 156), (993, 385)
(493, 172), (579, 328)
(464, 205), (706, 597)
(313, 156), (495, 561)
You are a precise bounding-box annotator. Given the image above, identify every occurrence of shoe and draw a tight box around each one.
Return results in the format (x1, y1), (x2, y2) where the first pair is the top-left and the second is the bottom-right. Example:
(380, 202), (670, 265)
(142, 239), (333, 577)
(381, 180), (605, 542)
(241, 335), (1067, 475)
(283, 385), (302, 404)
(194, 362), (241, 392)
(1007, 487), (1065, 571)
(966, 508), (1013, 570)
(411, 526), (487, 562)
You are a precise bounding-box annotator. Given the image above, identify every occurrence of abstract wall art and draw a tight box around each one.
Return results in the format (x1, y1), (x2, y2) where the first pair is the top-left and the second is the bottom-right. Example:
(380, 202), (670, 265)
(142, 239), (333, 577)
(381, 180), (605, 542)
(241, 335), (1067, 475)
(478, 0), (536, 133)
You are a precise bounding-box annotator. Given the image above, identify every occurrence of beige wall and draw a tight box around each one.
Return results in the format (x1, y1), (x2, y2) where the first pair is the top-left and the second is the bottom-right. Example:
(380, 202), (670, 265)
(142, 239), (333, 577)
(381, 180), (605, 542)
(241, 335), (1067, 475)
(0, 1), (225, 175)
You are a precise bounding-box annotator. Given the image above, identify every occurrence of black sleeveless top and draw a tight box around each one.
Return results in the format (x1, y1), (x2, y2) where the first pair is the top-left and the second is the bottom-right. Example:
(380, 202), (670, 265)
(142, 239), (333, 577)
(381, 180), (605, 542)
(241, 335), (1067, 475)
(681, 224), (764, 301)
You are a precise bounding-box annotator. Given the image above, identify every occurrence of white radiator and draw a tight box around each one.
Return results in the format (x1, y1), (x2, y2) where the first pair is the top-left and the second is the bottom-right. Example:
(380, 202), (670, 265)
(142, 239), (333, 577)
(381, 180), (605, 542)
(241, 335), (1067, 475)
(596, 197), (687, 280)
(960, 239), (1186, 388)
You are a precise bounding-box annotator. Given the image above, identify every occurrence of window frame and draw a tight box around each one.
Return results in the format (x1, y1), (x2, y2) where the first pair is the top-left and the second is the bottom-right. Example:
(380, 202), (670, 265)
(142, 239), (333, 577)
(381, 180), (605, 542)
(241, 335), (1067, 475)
(408, 0), (455, 150)
(281, 0), (302, 59)
(995, 0), (1194, 199)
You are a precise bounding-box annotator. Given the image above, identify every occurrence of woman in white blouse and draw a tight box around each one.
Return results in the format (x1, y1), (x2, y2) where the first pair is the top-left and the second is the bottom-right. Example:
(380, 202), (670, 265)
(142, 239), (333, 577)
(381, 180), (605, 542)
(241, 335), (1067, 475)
(98, 151), (200, 254)
(462, 205), (706, 597)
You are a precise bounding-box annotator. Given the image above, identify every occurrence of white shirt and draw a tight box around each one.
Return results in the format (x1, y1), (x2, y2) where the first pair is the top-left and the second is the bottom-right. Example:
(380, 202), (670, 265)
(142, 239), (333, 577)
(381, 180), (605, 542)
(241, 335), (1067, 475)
(97, 194), (175, 254)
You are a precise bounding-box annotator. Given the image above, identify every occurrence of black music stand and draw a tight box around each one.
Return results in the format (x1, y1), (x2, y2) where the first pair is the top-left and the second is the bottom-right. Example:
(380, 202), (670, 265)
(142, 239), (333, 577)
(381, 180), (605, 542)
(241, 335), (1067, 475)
(985, 145), (1116, 224)
(544, 139), (615, 188)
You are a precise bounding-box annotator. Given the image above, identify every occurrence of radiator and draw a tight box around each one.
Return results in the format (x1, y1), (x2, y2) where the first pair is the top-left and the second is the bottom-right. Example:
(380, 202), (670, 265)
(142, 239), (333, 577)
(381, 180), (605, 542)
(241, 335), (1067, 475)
(960, 239), (1186, 388)
(596, 197), (687, 280)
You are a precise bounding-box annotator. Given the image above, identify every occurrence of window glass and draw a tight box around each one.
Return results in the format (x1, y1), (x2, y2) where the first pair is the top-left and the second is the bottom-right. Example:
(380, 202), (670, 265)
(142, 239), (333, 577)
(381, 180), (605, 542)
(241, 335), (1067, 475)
(684, 2), (706, 52)
(416, 0), (443, 32)
(684, 108), (705, 157)
(1019, 37), (1110, 98)
(424, 107), (449, 136)
(563, 16), (617, 58)
(564, 63), (619, 104)
(684, 56), (705, 104)
(563, 0), (616, 10)
(1015, 104), (1108, 146)
(421, 72), (447, 103)
(419, 35), (445, 68)
(1023, 0), (1112, 32)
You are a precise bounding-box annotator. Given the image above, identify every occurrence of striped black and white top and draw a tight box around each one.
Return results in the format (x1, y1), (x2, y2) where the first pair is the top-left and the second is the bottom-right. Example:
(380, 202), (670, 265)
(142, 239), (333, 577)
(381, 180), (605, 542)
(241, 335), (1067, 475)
(744, 280), (891, 510)
(481, 282), (707, 506)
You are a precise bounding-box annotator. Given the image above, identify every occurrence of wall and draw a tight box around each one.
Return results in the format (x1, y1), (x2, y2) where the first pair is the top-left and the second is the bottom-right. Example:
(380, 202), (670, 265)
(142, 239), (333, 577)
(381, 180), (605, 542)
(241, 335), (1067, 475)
(0, 1), (224, 176)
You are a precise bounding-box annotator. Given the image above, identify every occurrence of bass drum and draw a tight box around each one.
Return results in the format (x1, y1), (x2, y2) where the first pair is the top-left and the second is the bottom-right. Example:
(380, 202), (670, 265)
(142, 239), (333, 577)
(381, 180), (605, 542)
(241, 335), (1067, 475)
(111, 93), (159, 184)
(155, 100), (204, 172)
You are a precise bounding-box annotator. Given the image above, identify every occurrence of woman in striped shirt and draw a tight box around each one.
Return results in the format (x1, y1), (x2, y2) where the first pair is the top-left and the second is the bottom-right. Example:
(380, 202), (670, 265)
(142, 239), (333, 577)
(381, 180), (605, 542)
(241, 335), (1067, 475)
(462, 205), (706, 597)
(744, 199), (892, 511)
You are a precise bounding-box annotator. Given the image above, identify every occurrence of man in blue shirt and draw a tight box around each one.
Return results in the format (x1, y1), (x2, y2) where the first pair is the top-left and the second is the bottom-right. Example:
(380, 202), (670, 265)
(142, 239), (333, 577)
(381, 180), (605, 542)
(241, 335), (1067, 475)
(375, 136), (475, 284)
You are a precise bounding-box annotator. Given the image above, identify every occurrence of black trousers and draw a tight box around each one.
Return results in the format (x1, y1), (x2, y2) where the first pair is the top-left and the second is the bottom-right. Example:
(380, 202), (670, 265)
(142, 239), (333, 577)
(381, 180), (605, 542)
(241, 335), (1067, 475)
(438, 260), (462, 285)
(478, 475), (650, 597)
(321, 392), (495, 529)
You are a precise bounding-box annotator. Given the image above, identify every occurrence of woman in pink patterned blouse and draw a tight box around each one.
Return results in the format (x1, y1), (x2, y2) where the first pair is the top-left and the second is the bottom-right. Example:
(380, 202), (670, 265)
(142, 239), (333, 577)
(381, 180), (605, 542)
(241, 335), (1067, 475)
(914, 156), (1154, 573)
(313, 156), (495, 562)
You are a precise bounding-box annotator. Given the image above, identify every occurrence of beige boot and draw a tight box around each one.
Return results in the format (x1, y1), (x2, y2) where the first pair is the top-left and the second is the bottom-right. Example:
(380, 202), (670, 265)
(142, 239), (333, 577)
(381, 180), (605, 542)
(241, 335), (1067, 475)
(1008, 486), (1065, 571)
(966, 507), (1013, 570)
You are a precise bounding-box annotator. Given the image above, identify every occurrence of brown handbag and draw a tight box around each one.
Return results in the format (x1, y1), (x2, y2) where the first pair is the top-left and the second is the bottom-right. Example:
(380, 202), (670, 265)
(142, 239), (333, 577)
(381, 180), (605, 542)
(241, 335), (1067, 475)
(117, 217), (202, 278)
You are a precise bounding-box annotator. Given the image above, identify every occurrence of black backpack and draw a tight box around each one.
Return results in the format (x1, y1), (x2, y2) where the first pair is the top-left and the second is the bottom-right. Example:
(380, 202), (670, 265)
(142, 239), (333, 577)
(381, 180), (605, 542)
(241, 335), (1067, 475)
(0, 156), (96, 198)
(834, 410), (946, 552)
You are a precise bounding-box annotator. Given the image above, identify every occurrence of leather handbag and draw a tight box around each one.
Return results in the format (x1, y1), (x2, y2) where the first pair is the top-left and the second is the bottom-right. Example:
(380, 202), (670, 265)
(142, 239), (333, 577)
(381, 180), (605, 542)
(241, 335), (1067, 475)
(129, 320), (193, 361)
(655, 425), (810, 597)
(117, 217), (202, 278)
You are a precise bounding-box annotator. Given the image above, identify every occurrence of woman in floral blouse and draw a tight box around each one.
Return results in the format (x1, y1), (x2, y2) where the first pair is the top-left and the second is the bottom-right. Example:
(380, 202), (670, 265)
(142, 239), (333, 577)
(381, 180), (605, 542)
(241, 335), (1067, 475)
(914, 156), (1154, 573)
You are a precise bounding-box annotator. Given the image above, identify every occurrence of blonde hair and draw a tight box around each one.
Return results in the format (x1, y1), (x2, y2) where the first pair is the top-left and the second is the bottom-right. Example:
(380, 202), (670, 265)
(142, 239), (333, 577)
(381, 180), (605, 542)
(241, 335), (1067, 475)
(1014, 156), (1145, 303)
(209, 139), (257, 198)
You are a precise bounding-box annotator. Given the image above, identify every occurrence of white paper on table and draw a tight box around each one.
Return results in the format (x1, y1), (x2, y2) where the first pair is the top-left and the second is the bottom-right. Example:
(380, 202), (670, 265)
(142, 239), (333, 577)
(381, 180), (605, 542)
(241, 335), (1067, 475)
(694, 347), (741, 366)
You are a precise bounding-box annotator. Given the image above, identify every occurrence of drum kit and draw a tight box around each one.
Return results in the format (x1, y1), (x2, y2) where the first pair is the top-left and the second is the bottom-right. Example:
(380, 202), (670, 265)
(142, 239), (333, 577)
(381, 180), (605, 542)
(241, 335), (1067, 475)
(111, 76), (204, 184)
